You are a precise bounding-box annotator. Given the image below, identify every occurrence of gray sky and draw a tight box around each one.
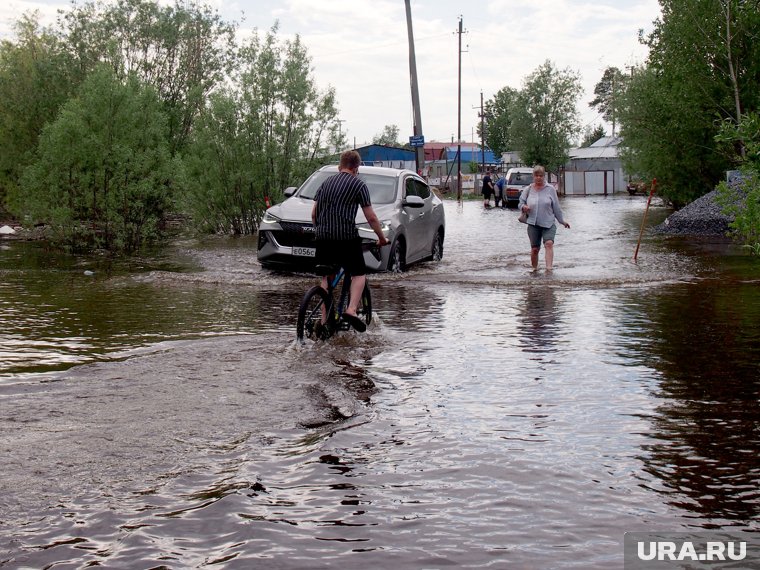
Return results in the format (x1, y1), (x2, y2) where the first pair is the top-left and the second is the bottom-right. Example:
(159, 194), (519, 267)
(1, 0), (662, 146)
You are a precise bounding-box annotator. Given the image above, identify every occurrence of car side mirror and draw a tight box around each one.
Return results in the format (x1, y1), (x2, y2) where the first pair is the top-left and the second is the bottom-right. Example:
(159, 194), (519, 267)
(284, 186), (297, 197)
(403, 195), (425, 208)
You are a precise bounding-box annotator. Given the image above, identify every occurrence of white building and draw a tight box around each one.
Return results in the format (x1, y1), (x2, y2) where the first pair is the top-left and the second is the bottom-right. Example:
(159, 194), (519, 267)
(563, 137), (627, 195)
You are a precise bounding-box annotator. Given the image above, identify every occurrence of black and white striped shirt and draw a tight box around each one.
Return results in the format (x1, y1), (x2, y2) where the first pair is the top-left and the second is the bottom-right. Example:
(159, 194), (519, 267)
(314, 172), (371, 240)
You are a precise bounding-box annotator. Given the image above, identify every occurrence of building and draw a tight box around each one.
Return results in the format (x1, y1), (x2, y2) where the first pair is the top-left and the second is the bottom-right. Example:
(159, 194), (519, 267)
(446, 145), (500, 169)
(355, 144), (416, 170)
(563, 137), (626, 195)
(422, 143), (500, 194)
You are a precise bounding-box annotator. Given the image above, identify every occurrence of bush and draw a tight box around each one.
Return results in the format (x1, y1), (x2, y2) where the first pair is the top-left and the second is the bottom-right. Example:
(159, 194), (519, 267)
(11, 66), (177, 252)
(715, 114), (760, 255)
(717, 172), (760, 255)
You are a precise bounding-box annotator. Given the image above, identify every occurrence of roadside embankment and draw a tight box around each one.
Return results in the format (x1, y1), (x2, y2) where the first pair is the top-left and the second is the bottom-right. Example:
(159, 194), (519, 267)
(653, 189), (732, 236)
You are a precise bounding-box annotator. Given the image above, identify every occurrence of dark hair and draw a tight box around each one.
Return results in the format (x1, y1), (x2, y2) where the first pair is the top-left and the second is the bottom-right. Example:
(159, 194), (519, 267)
(339, 150), (361, 170)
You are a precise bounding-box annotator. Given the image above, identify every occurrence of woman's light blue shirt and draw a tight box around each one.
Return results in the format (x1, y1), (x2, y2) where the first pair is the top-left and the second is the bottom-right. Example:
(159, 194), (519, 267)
(518, 184), (566, 228)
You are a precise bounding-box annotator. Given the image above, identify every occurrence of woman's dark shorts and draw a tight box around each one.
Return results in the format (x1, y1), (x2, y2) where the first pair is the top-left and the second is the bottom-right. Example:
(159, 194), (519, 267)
(315, 237), (366, 276)
(527, 223), (557, 250)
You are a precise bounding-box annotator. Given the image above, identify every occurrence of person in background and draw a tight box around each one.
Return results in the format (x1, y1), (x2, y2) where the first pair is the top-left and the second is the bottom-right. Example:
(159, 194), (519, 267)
(518, 164), (570, 271)
(494, 172), (506, 208)
(482, 169), (494, 208)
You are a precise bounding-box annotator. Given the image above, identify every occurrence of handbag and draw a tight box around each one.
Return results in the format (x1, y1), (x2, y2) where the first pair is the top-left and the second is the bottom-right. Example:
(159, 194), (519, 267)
(517, 184), (531, 223)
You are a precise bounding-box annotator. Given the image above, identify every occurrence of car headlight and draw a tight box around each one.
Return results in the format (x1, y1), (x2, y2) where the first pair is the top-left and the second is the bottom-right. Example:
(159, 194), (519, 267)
(262, 211), (281, 224)
(357, 220), (391, 236)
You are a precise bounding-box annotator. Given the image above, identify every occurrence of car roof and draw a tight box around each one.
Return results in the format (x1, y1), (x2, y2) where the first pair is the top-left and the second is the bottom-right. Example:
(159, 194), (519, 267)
(319, 164), (418, 179)
(506, 167), (533, 174)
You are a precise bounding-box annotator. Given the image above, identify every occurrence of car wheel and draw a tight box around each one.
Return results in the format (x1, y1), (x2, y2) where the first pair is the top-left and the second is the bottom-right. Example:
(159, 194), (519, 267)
(431, 229), (444, 262)
(387, 239), (406, 273)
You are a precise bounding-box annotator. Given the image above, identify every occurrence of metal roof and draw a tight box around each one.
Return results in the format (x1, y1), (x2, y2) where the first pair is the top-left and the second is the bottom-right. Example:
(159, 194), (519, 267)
(568, 136), (622, 160)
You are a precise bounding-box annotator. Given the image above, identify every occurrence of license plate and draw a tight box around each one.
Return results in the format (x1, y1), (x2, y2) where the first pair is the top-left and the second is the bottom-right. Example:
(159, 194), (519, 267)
(292, 246), (316, 257)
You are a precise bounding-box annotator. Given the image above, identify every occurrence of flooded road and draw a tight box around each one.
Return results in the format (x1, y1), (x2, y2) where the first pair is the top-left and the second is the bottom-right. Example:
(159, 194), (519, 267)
(1, 196), (759, 568)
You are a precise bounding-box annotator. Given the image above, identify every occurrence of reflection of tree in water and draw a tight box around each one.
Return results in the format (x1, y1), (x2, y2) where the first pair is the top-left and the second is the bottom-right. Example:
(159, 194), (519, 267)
(517, 285), (560, 354)
(634, 282), (760, 524)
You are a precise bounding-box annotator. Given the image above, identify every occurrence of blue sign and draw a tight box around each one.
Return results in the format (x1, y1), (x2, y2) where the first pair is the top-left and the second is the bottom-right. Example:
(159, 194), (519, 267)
(409, 135), (425, 147)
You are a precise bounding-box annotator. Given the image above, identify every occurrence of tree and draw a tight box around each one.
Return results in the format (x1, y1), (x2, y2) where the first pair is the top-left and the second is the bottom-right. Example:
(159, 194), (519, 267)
(716, 113), (760, 253)
(0, 13), (78, 211)
(181, 25), (341, 234)
(483, 86), (519, 156)
(589, 66), (628, 135)
(13, 66), (176, 251)
(580, 125), (606, 148)
(618, 0), (760, 207)
(509, 60), (582, 173)
(372, 124), (401, 146)
(58, 0), (238, 155)
(619, 65), (725, 207)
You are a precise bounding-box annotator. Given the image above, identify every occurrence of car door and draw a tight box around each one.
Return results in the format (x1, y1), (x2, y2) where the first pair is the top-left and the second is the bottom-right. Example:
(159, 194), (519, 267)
(402, 176), (434, 262)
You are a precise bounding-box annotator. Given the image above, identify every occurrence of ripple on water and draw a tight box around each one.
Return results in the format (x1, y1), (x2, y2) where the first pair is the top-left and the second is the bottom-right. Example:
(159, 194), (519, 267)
(2, 198), (759, 568)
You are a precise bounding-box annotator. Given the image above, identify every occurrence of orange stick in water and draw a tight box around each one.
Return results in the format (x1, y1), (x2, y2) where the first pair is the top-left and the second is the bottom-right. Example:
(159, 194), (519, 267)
(633, 178), (657, 263)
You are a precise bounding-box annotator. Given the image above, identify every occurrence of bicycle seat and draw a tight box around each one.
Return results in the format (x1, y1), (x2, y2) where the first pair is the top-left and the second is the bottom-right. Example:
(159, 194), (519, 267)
(315, 264), (340, 276)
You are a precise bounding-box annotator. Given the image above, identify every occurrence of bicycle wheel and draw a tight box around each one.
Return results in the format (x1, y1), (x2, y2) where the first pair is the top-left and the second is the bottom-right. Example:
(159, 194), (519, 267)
(297, 286), (332, 342)
(357, 283), (372, 326)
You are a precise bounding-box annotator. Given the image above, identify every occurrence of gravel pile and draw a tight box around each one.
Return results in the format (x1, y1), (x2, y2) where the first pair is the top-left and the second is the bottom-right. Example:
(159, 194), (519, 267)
(654, 189), (733, 236)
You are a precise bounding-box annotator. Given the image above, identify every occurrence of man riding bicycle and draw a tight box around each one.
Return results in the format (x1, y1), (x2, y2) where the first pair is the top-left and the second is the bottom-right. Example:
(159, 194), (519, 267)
(311, 150), (388, 332)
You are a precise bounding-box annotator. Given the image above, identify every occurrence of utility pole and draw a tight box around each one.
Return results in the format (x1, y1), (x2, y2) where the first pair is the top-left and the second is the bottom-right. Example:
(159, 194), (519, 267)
(479, 91), (485, 174)
(405, 0), (424, 174)
(456, 16), (465, 201)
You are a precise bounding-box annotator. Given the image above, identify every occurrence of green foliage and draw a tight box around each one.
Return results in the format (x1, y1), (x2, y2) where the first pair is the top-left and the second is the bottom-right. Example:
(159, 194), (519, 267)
(618, 0), (760, 208)
(2, 2), (346, 245)
(180, 91), (264, 234)
(483, 86), (519, 157)
(373, 125), (401, 147)
(0, 13), (78, 209)
(58, 0), (238, 155)
(717, 171), (760, 253)
(12, 66), (176, 252)
(619, 66), (727, 208)
(181, 25), (341, 234)
(715, 113), (760, 253)
(580, 125), (606, 148)
(509, 60), (582, 173)
(589, 66), (628, 126)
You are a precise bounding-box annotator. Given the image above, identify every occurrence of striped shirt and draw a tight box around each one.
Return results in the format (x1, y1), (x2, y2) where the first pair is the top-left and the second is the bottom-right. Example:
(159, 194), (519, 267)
(314, 172), (371, 240)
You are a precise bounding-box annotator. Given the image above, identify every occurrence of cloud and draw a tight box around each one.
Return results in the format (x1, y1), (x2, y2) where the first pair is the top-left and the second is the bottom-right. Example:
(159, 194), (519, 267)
(0, 0), (662, 145)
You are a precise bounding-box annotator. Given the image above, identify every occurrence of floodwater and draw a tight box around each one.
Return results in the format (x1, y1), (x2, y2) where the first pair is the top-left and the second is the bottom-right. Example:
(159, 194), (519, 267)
(1, 196), (759, 569)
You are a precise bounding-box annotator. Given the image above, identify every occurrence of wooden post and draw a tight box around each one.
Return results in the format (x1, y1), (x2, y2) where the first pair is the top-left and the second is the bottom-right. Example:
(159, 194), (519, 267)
(633, 178), (657, 263)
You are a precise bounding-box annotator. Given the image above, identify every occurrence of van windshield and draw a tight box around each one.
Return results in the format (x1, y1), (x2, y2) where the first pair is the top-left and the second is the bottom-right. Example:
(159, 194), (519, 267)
(508, 172), (533, 186)
(298, 172), (398, 204)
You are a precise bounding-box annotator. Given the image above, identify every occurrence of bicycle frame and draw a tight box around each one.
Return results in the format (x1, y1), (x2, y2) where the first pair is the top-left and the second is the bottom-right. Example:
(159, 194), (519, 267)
(323, 267), (353, 332)
(296, 255), (373, 342)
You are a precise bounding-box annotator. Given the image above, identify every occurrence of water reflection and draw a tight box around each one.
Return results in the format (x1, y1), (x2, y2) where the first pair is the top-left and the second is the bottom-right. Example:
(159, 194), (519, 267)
(517, 285), (560, 353)
(633, 282), (760, 524)
(3, 198), (760, 568)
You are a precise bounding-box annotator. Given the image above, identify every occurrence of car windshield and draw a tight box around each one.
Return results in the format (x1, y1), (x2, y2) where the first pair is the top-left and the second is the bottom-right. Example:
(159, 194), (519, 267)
(298, 171), (398, 204)
(508, 172), (533, 185)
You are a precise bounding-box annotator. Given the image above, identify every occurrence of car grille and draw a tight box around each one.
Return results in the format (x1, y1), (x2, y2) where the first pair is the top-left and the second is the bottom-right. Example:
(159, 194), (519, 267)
(273, 222), (316, 248)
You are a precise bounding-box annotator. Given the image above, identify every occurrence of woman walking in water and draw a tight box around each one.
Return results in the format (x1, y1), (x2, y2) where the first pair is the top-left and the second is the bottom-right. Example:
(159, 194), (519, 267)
(518, 165), (570, 271)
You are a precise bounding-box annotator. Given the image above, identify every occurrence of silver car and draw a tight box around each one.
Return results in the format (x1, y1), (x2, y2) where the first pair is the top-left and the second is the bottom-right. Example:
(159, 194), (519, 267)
(257, 165), (445, 272)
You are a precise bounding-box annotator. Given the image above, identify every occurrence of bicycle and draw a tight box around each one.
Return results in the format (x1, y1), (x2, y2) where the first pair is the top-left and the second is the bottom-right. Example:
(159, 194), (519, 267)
(296, 264), (372, 342)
